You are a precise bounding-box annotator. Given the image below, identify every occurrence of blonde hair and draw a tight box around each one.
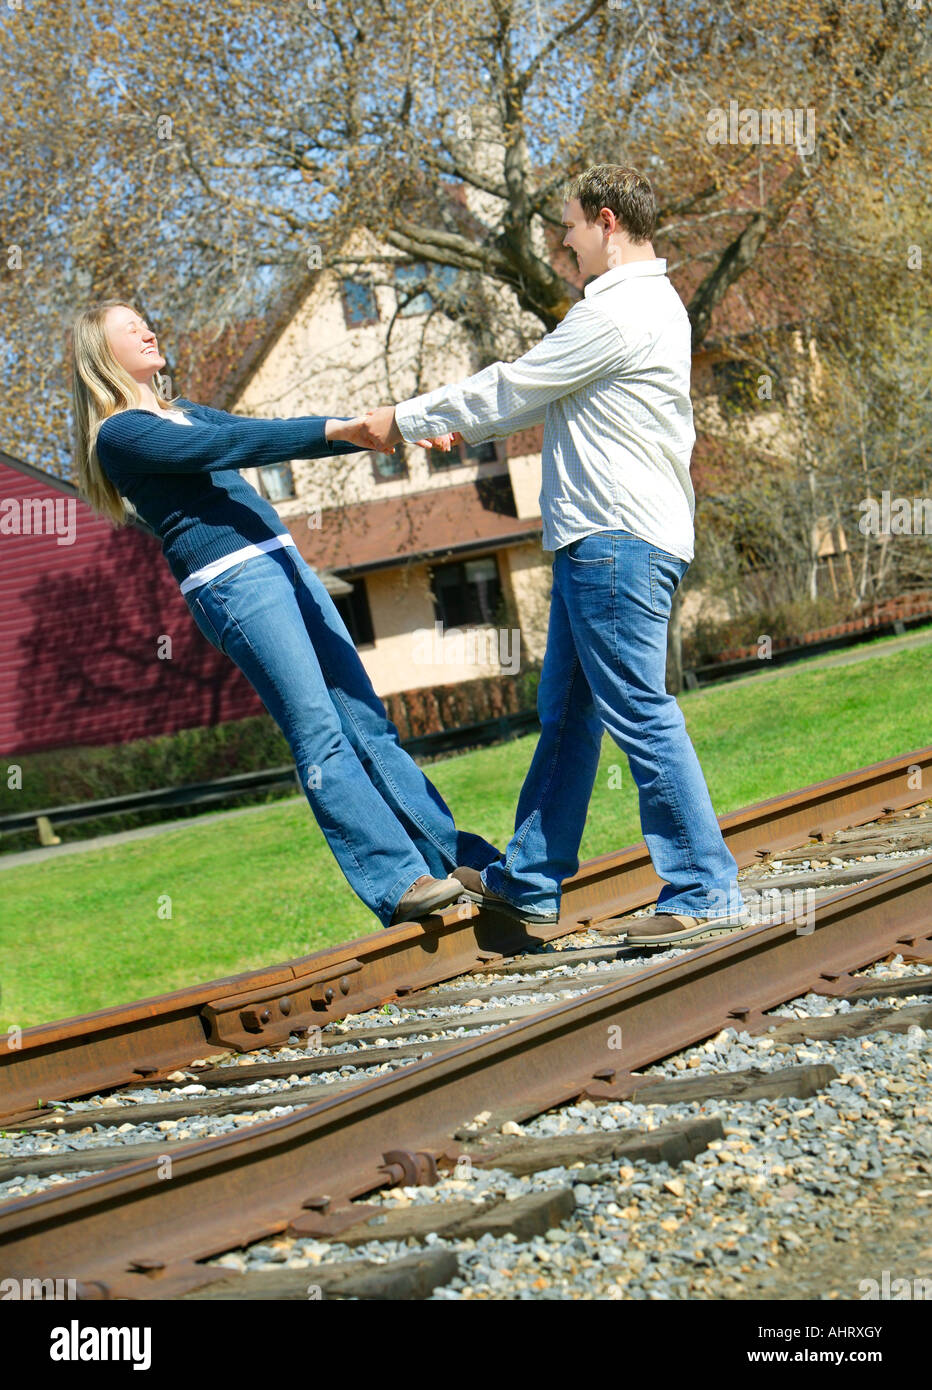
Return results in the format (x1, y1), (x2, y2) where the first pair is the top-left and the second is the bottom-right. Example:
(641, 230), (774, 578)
(71, 299), (184, 525)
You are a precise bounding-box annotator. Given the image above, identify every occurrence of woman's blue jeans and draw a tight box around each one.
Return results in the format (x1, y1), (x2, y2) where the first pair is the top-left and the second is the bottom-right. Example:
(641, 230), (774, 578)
(482, 530), (744, 918)
(183, 546), (500, 926)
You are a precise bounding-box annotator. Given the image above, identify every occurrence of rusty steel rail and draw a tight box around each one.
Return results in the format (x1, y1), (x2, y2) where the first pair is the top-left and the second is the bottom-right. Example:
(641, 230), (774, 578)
(1, 745), (929, 1121)
(1, 854), (930, 1299)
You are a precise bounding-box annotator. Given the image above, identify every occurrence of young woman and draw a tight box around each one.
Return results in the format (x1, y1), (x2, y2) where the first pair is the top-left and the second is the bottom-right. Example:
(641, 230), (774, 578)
(72, 299), (501, 927)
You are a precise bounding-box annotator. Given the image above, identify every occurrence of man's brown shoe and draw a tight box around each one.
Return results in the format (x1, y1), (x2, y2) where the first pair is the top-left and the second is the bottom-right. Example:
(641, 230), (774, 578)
(626, 911), (751, 948)
(389, 875), (464, 926)
(453, 866), (558, 926)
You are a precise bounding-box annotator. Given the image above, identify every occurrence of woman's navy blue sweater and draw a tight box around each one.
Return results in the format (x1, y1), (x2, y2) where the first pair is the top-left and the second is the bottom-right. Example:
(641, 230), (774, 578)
(95, 399), (361, 587)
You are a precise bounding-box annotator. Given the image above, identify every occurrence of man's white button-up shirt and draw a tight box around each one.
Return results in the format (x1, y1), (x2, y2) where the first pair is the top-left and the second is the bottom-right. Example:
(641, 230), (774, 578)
(394, 258), (696, 562)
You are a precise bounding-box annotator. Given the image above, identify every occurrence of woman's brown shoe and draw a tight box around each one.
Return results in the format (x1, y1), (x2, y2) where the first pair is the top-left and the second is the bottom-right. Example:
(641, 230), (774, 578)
(389, 875), (464, 926)
(453, 866), (558, 926)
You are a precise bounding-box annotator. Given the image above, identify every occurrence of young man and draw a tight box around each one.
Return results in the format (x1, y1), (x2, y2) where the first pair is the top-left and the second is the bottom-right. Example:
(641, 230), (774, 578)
(362, 165), (748, 947)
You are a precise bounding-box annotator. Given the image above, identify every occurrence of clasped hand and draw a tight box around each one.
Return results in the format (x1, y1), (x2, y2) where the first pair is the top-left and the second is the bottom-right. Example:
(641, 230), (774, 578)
(327, 406), (456, 455)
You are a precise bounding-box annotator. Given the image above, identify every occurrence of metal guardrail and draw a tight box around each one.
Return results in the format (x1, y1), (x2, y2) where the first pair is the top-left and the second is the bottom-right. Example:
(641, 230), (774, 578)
(0, 709), (543, 844)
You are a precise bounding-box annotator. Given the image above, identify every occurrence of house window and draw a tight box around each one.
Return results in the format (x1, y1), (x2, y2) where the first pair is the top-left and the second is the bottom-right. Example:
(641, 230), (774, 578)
(393, 262), (462, 318)
(465, 440), (498, 464)
(431, 555), (502, 627)
(427, 438), (499, 472)
(427, 443), (462, 472)
(258, 462), (295, 500)
(394, 263), (433, 317)
(340, 278), (380, 329)
(333, 578), (375, 646)
(370, 446), (408, 483)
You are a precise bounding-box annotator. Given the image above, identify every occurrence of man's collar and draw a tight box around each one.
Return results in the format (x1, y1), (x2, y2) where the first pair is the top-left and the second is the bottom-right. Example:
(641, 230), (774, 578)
(583, 258), (667, 298)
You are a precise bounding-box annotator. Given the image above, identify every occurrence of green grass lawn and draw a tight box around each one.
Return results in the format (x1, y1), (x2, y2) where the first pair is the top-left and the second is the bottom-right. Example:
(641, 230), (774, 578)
(1, 637), (929, 1030)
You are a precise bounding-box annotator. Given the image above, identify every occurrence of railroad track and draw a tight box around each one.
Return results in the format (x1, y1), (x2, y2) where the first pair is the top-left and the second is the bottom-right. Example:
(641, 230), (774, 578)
(1, 747), (930, 1300)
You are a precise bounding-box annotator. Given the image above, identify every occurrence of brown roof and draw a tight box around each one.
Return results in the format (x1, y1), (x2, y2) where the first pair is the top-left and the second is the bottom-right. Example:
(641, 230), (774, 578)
(287, 476), (543, 575)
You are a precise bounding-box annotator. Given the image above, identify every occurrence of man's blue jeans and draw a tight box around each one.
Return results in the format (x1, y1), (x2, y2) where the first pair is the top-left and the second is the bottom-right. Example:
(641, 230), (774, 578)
(183, 546), (500, 926)
(482, 530), (743, 918)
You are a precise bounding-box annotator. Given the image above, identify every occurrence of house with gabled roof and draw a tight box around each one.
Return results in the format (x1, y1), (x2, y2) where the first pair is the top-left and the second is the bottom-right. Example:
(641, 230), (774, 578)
(181, 220), (836, 697)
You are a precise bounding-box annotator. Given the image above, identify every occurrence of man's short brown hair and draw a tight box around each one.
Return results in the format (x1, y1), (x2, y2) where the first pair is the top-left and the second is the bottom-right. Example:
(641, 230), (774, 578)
(562, 165), (656, 244)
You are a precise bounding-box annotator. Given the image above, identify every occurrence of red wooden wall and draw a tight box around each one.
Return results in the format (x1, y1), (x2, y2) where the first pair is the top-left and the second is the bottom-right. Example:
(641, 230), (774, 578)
(0, 456), (263, 755)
